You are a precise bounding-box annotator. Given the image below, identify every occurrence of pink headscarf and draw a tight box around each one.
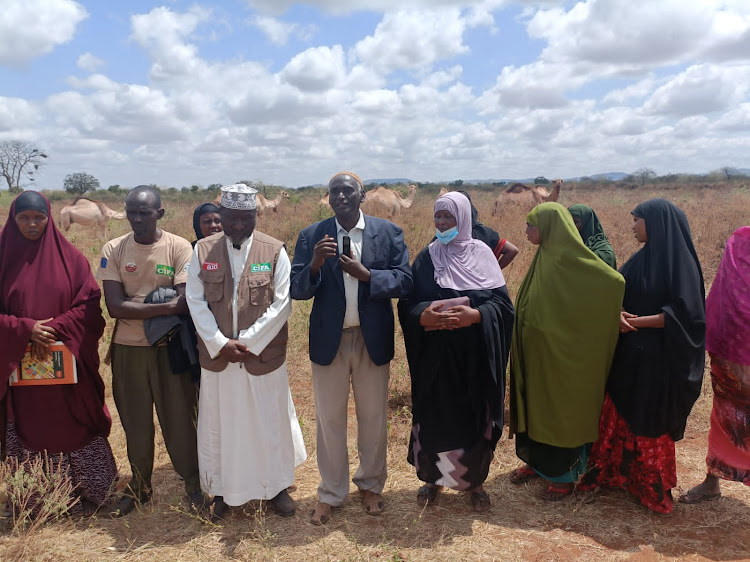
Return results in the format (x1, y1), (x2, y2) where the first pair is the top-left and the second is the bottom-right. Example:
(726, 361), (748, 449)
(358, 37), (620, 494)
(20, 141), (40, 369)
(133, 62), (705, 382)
(705, 226), (750, 365)
(428, 192), (506, 291)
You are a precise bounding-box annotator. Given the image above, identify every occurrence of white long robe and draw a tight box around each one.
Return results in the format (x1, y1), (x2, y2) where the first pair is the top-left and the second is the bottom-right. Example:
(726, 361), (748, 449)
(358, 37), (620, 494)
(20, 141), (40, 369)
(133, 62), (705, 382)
(186, 234), (306, 505)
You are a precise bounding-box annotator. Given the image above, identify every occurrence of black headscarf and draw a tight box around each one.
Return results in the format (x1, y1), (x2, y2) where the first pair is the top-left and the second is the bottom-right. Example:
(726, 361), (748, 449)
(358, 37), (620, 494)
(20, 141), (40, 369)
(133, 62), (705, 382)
(607, 198), (706, 441)
(192, 203), (220, 242)
(457, 191), (502, 253)
(14, 191), (49, 216)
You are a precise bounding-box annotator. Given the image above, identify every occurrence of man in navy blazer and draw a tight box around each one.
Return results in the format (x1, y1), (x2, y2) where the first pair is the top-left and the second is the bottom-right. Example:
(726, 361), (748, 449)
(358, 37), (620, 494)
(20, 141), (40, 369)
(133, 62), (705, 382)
(291, 171), (412, 525)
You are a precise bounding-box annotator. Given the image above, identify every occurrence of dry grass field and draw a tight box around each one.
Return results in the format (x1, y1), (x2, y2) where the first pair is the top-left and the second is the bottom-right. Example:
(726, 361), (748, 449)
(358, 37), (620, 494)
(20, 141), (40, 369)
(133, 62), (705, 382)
(1, 183), (750, 561)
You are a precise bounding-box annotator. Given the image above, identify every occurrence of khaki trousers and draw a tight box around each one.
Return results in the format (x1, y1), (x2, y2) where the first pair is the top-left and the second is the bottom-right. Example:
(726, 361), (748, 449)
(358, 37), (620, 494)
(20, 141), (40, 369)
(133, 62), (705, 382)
(311, 327), (390, 506)
(111, 344), (200, 498)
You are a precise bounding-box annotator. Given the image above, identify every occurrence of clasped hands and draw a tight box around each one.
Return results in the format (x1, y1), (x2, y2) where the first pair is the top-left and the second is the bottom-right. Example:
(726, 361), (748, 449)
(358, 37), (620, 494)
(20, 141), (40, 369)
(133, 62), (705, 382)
(218, 340), (253, 363)
(420, 302), (480, 330)
(30, 317), (57, 360)
(311, 235), (370, 282)
(620, 310), (638, 333)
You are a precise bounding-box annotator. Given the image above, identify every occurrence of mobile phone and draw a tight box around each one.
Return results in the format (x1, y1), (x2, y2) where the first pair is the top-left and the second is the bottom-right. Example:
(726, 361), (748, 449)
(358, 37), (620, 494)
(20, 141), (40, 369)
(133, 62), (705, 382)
(342, 235), (351, 257)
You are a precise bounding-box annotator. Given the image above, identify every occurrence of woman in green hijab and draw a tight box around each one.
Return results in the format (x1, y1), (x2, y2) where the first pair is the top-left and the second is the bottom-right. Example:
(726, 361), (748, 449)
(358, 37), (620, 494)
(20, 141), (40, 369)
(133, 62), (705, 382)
(509, 202), (625, 500)
(568, 204), (617, 269)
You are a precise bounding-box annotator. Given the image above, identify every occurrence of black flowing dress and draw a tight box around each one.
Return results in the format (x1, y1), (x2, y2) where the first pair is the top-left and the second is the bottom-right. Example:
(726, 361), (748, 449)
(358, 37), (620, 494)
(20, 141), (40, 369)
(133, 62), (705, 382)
(398, 249), (514, 489)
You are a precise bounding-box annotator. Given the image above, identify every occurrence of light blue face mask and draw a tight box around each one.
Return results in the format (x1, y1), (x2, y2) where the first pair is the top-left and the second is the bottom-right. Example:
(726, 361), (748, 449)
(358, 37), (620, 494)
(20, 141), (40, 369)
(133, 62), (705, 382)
(435, 226), (458, 245)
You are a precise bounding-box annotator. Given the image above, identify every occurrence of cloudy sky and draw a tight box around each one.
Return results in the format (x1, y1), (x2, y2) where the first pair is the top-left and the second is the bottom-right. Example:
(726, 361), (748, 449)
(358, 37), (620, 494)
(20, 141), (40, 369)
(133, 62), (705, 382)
(1, 0), (749, 189)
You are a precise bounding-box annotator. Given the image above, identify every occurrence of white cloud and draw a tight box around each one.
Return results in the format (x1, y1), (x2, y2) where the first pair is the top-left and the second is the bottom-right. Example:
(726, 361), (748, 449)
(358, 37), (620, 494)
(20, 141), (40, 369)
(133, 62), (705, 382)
(76, 52), (105, 73)
(353, 9), (474, 74)
(0, 97), (42, 134)
(250, 15), (316, 45)
(643, 64), (749, 118)
(0, 0), (87, 67)
(244, 0), (505, 16)
(280, 45), (347, 91)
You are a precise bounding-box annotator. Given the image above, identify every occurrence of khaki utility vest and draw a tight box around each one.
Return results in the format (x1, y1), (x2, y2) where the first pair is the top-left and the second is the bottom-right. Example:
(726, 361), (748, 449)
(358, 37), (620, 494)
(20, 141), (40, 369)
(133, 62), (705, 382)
(194, 232), (288, 374)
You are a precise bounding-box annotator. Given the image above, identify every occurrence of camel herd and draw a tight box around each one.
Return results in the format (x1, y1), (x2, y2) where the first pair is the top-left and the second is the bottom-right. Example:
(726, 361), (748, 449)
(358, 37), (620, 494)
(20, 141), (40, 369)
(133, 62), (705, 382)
(55, 181), (563, 236)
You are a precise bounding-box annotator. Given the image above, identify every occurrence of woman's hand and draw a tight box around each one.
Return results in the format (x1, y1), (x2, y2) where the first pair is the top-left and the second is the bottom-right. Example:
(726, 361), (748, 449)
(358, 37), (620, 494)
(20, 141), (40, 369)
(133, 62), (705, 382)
(30, 317), (57, 346)
(620, 310), (638, 333)
(420, 302), (459, 330)
(445, 305), (481, 329)
(30, 341), (51, 361)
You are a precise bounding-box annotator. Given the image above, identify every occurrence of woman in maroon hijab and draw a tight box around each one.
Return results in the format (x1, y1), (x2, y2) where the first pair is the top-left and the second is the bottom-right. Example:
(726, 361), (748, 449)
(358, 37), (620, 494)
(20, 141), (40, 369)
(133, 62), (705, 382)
(0, 191), (117, 514)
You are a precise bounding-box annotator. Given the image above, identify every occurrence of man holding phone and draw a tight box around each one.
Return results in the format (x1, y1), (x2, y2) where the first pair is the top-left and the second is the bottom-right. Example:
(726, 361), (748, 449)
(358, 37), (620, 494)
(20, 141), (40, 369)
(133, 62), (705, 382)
(290, 171), (413, 525)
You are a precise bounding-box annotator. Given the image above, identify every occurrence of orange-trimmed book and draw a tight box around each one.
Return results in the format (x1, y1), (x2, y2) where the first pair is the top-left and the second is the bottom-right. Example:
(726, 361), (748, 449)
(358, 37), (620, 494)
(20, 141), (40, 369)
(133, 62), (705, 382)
(10, 341), (78, 386)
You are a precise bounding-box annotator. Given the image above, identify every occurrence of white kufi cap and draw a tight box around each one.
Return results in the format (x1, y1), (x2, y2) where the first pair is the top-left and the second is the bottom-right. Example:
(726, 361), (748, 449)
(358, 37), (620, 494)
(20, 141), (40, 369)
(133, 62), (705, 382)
(220, 183), (257, 210)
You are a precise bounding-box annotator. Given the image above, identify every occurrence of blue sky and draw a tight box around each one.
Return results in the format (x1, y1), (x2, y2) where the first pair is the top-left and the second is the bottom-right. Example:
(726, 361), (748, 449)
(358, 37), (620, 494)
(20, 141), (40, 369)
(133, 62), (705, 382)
(1, 0), (749, 190)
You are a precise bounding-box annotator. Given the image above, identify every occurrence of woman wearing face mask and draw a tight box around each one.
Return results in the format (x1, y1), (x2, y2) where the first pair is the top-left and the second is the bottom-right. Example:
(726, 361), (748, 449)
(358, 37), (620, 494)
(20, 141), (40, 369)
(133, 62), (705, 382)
(509, 202), (624, 500)
(398, 192), (514, 512)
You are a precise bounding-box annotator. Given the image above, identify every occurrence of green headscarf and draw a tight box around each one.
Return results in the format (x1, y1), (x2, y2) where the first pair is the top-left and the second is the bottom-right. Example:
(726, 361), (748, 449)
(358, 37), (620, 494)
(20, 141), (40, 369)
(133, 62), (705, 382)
(568, 204), (616, 269)
(510, 202), (625, 447)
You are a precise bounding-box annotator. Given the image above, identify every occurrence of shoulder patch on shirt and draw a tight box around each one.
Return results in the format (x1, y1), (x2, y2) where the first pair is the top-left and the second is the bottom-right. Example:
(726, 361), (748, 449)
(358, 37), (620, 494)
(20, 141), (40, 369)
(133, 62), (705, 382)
(250, 262), (272, 273)
(100, 257), (107, 269)
(203, 262), (219, 271)
(156, 264), (175, 277)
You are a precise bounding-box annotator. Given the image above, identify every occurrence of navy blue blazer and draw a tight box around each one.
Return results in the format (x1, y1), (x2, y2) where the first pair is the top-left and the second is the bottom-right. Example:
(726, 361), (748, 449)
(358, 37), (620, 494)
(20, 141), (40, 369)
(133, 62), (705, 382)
(290, 215), (413, 366)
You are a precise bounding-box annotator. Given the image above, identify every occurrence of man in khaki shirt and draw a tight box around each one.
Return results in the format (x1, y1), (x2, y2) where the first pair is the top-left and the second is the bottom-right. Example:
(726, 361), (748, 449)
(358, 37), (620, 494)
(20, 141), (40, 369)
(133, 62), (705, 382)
(97, 185), (205, 517)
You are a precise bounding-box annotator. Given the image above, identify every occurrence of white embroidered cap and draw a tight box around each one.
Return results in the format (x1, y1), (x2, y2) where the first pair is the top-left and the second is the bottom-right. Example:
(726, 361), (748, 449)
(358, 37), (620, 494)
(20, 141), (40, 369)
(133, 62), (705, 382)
(220, 183), (258, 210)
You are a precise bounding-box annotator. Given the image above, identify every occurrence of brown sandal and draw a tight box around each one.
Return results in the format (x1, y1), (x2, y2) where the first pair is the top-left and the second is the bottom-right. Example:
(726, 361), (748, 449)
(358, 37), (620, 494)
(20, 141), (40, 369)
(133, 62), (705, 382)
(361, 490), (384, 516)
(309, 502), (332, 526)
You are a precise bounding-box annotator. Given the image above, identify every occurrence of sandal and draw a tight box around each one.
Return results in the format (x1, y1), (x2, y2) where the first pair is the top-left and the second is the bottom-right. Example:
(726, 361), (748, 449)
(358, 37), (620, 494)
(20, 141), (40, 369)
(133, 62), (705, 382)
(509, 465), (540, 485)
(309, 502), (332, 526)
(540, 482), (574, 501)
(417, 484), (440, 507)
(360, 490), (384, 516)
(679, 488), (721, 505)
(470, 490), (491, 512)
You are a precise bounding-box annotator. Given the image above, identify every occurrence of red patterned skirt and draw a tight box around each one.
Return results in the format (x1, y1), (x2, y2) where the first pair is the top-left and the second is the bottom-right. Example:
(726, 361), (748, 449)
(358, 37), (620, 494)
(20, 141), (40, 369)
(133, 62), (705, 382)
(706, 355), (750, 484)
(580, 395), (676, 514)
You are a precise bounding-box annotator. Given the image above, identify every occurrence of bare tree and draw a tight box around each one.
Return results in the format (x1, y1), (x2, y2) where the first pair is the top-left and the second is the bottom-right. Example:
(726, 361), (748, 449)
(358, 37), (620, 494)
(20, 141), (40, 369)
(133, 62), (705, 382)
(719, 166), (739, 180)
(0, 140), (48, 193)
(632, 167), (656, 188)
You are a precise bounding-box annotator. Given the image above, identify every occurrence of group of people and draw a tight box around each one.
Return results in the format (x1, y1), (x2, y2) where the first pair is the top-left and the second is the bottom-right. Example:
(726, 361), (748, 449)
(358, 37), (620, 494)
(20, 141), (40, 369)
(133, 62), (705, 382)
(0, 173), (747, 526)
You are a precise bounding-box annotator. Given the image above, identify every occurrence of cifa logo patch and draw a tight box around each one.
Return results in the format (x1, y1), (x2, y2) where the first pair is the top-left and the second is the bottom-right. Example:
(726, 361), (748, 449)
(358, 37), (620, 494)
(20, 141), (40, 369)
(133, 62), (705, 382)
(156, 264), (175, 277)
(250, 262), (272, 273)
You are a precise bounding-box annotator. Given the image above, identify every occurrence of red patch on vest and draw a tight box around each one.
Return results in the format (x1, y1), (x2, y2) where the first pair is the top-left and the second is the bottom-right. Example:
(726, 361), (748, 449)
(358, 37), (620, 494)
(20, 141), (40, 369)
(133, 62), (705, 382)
(125, 262), (137, 272)
(203, 262), (219, 271)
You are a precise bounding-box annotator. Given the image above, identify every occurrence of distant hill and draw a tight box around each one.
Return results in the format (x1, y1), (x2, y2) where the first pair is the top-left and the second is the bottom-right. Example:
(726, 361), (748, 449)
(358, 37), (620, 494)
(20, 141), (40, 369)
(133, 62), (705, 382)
(363, 178), (412, 185)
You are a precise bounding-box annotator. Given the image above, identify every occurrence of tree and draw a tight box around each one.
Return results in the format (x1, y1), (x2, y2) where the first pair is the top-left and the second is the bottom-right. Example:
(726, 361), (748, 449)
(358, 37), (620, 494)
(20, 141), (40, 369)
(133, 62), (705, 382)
(632, 167), (656, 188)
(108, 184), (122, 194)
(719, 166), (739, 180)
(0, 140), (48, 193)
(450, 179), (464, 187)
(534, 176), (550, 185)
(64, 172), (100, 196)
(207, 183), (222, 192)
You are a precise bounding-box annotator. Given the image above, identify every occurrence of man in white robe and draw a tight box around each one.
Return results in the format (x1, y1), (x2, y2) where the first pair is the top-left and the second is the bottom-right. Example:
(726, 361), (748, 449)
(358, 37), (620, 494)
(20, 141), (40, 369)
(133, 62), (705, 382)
(186, 184), (306, 519)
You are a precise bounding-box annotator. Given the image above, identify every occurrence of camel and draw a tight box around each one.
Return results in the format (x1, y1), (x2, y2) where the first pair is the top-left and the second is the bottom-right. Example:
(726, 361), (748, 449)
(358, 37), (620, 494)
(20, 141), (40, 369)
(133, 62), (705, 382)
(213, 190), (290, 215)
(492, 179), (562, 216)
(59, 197), (126, 238)
(362, 184), (417, 219)
(438, 186), (449, 197)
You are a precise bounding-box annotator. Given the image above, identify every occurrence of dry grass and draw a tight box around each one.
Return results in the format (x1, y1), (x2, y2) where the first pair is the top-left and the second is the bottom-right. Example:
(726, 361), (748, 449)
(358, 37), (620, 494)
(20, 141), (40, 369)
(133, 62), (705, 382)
(1, 184), (750, 561)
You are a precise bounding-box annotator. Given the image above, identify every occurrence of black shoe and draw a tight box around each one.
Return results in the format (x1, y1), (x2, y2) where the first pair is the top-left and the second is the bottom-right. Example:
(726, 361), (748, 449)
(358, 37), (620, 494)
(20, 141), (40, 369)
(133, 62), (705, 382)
(187, 490), (210, 515)
(268, 489), (295, 517)
(109, 493), (150, 518)
(211, 495), (230, 523)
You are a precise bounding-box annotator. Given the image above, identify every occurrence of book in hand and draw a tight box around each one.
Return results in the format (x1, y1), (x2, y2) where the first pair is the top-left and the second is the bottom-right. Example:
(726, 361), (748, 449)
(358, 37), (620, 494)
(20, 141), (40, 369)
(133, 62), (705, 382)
(424, 296), (471, 331)
(10, 341), (78, 386)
